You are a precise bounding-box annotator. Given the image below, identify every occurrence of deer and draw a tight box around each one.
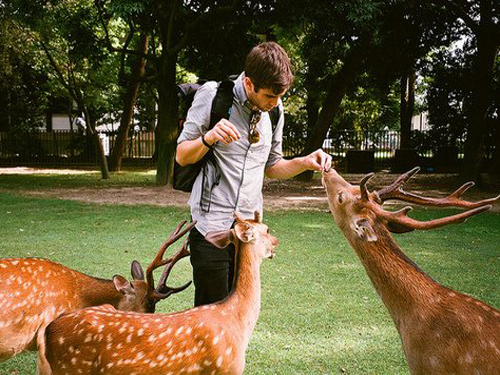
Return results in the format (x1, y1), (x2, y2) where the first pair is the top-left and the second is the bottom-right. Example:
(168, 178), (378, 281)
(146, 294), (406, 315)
(0, 221), (192, 375)
(42, 212), (278, 375)
(322, 166), (500, 375)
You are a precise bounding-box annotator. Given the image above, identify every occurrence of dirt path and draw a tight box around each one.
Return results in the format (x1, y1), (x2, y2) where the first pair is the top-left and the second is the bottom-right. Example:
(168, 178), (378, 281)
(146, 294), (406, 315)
(1, 167), (499, 212)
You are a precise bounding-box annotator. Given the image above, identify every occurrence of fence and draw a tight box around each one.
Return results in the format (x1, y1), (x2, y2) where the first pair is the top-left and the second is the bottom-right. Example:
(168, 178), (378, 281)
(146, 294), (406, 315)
(0, 129), (495, 171)
(0, 130), (156, 166)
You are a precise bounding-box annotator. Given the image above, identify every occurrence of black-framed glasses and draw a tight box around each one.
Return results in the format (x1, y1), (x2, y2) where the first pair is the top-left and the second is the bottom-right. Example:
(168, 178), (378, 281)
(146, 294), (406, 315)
(249, 111), (262, 144)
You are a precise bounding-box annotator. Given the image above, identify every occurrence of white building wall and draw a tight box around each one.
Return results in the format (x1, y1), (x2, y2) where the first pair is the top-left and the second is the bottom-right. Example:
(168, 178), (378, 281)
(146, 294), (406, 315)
(51, 114), (72, 130)
(411, 112), (429, 131)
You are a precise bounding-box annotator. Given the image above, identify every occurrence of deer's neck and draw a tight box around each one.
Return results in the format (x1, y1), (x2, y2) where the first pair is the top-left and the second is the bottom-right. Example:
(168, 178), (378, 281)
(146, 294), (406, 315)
(76, 274), (122, 308)
(222, 243), (261, 350)
(346, 224), (440, 327)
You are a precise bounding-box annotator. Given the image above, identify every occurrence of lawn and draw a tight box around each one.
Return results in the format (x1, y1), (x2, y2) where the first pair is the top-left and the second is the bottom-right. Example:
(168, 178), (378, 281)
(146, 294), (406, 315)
(0, 173), (498, 375)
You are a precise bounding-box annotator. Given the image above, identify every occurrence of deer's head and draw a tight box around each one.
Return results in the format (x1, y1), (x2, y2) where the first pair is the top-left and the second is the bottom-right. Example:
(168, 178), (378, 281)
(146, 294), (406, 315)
(206, 212), (279, 260)
(323, 167), (498, 243)
(113, 221), (196, 313)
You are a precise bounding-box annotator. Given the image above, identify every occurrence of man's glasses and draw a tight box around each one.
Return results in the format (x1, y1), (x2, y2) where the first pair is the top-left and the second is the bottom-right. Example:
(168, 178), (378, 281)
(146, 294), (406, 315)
(249, 111), (262, 144)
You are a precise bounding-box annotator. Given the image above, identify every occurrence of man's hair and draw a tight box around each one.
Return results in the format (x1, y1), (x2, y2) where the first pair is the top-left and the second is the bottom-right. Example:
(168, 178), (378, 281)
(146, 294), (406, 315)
(245, 42), (294, 95)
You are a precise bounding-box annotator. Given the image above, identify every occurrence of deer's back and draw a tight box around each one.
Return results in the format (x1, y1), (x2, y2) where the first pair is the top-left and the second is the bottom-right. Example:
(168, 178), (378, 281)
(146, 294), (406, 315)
(0, 258), (86, 359)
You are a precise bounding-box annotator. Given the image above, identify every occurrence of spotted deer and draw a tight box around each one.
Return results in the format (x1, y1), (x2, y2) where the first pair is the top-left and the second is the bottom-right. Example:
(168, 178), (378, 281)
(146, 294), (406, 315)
(323, 167), (500, 374)
(0, 221), (192, 375)
(43, 212), (277, 375)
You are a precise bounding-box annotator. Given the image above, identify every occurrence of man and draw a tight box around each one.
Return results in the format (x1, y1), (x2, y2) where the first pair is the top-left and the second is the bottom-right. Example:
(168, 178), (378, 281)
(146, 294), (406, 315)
(176, 42), (332, 306)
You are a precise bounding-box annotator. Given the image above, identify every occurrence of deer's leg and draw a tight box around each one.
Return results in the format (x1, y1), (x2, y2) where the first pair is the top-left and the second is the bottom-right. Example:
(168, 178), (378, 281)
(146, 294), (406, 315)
(36, 328), (52, 375)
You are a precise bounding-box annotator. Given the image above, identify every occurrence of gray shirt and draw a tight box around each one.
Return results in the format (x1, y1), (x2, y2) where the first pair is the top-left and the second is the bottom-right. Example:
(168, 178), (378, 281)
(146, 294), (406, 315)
(177, 73), (284, 236)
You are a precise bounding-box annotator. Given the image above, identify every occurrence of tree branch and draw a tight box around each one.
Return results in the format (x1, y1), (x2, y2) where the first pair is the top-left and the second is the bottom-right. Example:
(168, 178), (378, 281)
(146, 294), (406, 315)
(39, 40), (75, 99)
(439, 0), (479, 35)
(93, 0), (156, 61)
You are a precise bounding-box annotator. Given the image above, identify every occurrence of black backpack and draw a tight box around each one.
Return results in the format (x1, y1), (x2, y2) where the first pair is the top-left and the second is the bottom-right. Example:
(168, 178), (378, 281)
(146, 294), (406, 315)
(173, 78), (281, 192)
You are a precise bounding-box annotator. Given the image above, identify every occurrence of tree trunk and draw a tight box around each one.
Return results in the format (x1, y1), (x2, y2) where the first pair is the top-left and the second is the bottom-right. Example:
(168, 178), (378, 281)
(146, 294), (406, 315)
(83, 107), (109, 179)
(155, 53), (179, 186)
(400, 71), (415, 149)
(108, 33), (149, 172)
(297, 47), (364, 181)
(460, 28), (498, 184)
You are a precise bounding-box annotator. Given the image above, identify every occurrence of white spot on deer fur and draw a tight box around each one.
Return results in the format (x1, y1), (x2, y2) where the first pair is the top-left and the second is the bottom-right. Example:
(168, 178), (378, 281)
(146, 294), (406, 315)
(58, 337), (65, 345)
(226, 347), (233, 356)
(216, 356), (223, 368)
(176, 326), (184, 335)
(203, 360), (212, 366)
(213, 336), (220, 345)
(465, 353), (473, 363)
(148, 334), (157, 342)
(11, 260), (19, 265)
(137, 328), (144, 336)
(429, 356), (439, 367)
(126, 334), (132, 343)
(71, 358), (77, 365)
(0, 264), (7, 268)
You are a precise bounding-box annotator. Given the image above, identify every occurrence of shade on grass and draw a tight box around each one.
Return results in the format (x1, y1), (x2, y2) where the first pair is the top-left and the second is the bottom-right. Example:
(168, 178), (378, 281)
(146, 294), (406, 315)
(0, 193), (498, 374)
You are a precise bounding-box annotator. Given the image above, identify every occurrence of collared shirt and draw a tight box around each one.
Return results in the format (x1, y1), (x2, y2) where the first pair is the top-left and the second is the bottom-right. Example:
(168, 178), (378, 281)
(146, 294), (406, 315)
(177, 73), (284, 236)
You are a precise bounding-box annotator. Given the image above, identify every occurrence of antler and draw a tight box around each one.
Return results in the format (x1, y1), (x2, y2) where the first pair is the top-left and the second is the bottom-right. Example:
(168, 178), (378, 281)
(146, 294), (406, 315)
(372, 203), (492, 233)
(146, 221), (196, 300)
(154, 238), (192, 300)
(374, 167), (500, 208)
(357, 168), (498, 233)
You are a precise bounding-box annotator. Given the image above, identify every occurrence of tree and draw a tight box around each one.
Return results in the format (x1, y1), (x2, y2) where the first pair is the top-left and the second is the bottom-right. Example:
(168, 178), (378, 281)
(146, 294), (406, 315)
(439, 0), (499, 183)
(9, 0), (125, 179)
(0, 14), (49, 133)
(95, 0), (152, 172)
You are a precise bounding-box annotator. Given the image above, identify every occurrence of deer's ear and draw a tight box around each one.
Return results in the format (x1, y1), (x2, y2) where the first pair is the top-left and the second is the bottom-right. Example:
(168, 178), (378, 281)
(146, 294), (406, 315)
(353, 218), (378, 242)
(234, 223), (255, 243)
(112, 275), (135, 295)
(205, 230), (234, 249)
(131, 260), (145, 281)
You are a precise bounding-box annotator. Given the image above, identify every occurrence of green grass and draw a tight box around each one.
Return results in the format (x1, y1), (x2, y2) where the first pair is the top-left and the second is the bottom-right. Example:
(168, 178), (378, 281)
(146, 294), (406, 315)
(0, 168), (157, 190)
(0, 183), (499, 374)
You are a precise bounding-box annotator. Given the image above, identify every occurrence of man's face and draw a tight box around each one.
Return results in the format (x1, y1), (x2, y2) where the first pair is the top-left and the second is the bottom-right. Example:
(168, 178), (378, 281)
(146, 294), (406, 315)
(244, 77), (287, 112)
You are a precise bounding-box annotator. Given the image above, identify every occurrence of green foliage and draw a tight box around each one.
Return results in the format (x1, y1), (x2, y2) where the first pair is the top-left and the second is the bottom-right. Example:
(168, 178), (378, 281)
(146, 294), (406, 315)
(332, 80), (400, 132)
(0, 16), (50, 131)
(422, 41), (499, 147)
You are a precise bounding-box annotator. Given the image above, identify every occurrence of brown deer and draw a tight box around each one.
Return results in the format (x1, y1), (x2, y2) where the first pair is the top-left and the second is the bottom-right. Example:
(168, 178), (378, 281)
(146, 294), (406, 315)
(42, 212), (278, 375)
(0, 220), (192, 374)
(323, 167), (500, 375)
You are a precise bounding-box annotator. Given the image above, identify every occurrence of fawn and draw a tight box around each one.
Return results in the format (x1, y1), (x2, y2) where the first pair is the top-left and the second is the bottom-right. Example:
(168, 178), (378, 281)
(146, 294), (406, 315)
(0, 220), (192, 374)
(43, 212), (278, 375)
(323, 167), (499, 374)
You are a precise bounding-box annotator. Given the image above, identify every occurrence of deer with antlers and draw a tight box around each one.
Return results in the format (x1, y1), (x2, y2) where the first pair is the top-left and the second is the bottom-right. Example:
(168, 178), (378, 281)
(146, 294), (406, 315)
(323, 167), (499, 374)
(42, 213), (277, 375)
(0, 223), (191, 375)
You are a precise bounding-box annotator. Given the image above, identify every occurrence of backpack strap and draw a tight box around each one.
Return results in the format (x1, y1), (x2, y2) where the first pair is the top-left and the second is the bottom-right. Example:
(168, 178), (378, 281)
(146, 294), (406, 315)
(269, 105), (282, 133)
(209, 79), (235, 130)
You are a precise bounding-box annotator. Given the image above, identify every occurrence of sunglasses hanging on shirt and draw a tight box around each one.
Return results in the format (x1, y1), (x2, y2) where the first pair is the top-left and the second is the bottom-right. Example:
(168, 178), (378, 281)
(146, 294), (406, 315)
(249, 110), (262, 144)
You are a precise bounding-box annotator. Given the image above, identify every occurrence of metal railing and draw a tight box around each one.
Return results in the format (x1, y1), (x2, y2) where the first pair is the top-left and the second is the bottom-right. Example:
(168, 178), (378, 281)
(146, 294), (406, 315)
(0, 129), (495, 170)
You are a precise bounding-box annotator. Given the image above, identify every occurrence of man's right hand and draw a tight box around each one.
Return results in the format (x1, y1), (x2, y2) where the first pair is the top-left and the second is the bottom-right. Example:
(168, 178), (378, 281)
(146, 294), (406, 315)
(205, 119), (241, 146)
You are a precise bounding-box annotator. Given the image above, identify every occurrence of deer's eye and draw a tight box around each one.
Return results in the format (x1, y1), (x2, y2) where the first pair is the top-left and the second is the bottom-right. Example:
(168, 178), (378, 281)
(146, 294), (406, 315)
(338, 192), (345, 205)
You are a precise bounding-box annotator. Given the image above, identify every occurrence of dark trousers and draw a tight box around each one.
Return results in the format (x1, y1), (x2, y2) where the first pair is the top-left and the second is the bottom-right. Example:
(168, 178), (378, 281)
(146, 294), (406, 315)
(189, 226), (235, 307)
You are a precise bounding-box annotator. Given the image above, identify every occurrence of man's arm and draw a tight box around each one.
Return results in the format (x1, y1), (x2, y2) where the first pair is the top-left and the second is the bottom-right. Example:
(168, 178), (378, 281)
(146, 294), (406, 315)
(176, 119), (242, 166)
(265, 148), (332, 179)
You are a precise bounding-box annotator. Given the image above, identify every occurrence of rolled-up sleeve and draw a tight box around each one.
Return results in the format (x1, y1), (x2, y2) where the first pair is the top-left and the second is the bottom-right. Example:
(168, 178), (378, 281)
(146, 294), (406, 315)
(177, 82), (218, 144)
(265, 102), (284, 168)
